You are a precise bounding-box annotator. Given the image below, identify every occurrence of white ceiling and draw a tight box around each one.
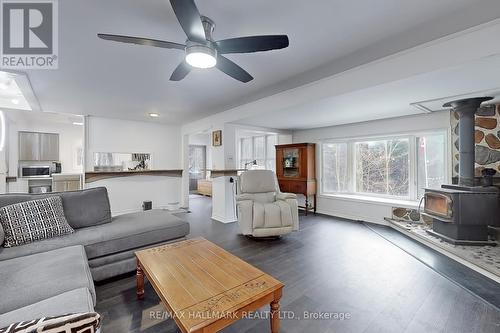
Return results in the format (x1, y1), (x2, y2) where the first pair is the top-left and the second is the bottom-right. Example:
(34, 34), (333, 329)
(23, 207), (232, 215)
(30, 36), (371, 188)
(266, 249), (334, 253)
(236, 55), (500, 130)
(4, 109), (83, 126)
(0, 72), (31, 111)
(23, 0), (500, 125)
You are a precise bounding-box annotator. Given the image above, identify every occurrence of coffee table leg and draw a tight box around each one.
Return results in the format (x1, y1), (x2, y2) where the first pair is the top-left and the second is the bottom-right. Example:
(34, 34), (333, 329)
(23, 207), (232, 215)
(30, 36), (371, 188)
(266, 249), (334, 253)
(270, 289), (282, 333)
(136, 259), (145, 300)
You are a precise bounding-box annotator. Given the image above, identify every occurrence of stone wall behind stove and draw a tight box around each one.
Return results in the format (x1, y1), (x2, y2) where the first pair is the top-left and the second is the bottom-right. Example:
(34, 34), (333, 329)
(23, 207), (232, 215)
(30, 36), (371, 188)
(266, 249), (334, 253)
(451, 103), (500, 183)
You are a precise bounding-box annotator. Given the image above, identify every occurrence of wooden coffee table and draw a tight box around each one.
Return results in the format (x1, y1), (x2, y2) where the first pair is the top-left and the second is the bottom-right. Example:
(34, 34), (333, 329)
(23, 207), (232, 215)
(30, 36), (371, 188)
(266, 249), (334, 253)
(135, 238), (284, 333)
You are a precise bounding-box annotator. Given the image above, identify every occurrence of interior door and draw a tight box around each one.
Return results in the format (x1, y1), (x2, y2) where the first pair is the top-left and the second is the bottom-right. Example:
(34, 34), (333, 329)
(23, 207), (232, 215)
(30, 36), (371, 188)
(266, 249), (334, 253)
(188, 145), (206, 192)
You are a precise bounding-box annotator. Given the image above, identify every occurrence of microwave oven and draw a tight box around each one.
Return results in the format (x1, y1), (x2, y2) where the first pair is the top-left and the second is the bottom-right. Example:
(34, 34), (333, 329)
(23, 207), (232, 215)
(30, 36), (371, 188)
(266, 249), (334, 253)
(20, 165), (51, 178)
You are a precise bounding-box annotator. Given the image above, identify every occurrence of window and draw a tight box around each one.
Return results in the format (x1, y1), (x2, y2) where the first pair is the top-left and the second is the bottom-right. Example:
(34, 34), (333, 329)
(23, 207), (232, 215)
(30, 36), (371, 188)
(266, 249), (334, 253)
(239, 135), (278, 170)
(416, 133), (446, 199)
(321, 132), (447, 201)
(266, 135), (277, 170)
(355, 138), (409, 197)
(240, 137), (253, 168)
(322, 143), (348, 193)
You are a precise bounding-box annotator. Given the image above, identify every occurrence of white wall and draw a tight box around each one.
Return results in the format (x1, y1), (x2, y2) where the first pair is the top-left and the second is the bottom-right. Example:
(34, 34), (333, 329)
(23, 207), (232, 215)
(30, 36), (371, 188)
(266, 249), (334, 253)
(85, 116), (182, 215)
(85, 116), (181, 170)
(292, 111), (451, 225)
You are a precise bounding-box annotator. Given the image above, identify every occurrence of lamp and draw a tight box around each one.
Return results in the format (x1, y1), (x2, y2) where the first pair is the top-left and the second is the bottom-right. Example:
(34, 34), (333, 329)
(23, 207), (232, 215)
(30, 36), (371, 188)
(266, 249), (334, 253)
(244, 160), (257, 170)
(185, 45), (217, 69)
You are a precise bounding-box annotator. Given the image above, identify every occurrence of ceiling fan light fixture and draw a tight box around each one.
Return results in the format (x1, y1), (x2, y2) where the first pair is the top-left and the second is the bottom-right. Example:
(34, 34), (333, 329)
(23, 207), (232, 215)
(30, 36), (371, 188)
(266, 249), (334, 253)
(185, 45), (216, 69)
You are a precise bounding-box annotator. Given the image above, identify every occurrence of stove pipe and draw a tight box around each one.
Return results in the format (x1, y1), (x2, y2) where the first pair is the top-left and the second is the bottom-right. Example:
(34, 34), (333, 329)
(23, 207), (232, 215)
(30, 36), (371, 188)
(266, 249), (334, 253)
(443, 97), (493, 187)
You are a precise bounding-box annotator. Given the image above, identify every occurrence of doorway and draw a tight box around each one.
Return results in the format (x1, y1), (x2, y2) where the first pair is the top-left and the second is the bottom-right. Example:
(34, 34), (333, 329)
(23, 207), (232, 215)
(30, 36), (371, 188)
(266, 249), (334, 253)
(188, 145), (206, 193)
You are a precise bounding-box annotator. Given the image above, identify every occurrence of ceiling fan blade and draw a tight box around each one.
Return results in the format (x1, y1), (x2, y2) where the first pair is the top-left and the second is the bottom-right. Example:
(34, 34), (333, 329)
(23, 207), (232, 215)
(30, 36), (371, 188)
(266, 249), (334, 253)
(216, 35), (289, 54)
(97, 33), (185, 50)
(170, 61), (191, 81)
(169, 0), (206, 43)
(216, 56), (253, 83)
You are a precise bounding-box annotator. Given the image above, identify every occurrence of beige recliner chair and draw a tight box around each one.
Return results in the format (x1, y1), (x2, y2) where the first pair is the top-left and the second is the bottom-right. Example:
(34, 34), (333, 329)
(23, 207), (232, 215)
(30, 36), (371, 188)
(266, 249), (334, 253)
(236, 170), (299, 237)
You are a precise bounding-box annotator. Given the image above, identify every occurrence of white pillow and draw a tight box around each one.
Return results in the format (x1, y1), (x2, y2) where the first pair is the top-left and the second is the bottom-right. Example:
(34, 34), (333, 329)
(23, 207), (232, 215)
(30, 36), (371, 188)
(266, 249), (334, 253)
(0, 196), (74, 247)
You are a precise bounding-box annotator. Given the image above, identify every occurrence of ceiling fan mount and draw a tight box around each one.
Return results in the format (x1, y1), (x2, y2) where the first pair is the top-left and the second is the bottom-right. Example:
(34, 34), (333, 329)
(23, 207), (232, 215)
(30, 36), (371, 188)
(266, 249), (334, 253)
(97, 0), (289, 83)
(199, 16), (215, 41)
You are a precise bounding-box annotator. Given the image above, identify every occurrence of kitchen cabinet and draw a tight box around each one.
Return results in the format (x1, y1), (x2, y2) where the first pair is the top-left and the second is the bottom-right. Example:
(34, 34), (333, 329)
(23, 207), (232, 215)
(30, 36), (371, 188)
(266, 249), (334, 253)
(19, 132), (39, 161)
(52, 174), (82, 192)
(39, 133), (59, 161)
(19, 132), (59, 161)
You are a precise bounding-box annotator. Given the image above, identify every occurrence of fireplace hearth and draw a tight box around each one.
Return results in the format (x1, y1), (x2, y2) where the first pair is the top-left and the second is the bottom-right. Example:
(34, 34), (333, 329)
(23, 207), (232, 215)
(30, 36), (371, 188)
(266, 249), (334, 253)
(423, 97), (500, 245)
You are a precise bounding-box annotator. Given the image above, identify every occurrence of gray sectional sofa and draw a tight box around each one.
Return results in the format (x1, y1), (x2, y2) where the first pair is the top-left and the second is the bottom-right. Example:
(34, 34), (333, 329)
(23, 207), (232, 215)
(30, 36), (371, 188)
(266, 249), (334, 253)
(0, 187), (190, 328)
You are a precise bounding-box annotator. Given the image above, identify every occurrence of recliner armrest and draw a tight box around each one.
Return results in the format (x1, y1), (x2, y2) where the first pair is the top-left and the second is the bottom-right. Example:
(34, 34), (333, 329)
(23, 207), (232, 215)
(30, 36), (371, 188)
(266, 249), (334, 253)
(276, 192), (297, 200)
(236, 193), (254, 202)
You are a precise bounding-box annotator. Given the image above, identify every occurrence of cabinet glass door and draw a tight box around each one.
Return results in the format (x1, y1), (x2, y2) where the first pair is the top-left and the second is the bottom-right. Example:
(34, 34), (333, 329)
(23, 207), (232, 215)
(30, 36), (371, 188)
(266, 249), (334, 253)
(283, 148), (299, 177)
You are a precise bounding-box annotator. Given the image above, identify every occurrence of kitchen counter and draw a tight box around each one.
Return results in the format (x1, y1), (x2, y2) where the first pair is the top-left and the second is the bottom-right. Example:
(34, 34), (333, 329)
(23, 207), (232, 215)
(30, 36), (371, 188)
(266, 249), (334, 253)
(204, 169), (245, 178)
(22, 177), (53, 180)
(85, 169), (183, 183)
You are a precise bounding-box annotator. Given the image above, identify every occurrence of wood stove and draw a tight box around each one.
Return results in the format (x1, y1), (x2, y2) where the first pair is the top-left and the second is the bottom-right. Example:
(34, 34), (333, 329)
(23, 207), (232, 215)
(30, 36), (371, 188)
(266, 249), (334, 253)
(423, 97), (500, 245)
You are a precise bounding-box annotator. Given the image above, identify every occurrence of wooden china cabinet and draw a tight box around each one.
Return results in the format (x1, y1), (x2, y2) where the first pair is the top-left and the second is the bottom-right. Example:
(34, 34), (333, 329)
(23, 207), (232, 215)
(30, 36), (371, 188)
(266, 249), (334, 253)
(275, 143), (317, 214)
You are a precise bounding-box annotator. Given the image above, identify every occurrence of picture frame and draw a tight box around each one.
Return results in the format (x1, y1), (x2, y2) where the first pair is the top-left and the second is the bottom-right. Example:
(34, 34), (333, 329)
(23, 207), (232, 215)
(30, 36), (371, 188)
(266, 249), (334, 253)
(212, 130), (222, 146)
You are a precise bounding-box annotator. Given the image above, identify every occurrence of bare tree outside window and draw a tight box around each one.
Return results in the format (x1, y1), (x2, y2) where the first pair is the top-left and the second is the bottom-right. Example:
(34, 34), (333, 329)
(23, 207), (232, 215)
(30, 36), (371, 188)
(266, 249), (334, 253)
(322, 143), (348, 192)
(321, 132), (445, 200)
(355, 139), (409, 197)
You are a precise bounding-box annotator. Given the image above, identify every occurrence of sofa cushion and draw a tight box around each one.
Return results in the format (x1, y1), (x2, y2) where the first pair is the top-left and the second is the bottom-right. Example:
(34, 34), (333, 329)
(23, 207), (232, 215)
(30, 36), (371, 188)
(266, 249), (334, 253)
(0, 196), (74, 247)
(0, 187), (112, 230)
(57, 187), (111, 229)
(84, 209), (190, 259)
(0, 288), (94, 328)
(0, 245), (95, 314)
(0, 312), (100, 333)
(0, 209), (189, 262)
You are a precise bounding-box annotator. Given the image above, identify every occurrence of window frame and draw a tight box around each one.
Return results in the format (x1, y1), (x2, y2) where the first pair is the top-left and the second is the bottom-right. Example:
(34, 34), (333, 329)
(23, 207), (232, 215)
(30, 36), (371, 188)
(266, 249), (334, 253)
(319, 129), (449, 202)
(238, 134), (278, 171)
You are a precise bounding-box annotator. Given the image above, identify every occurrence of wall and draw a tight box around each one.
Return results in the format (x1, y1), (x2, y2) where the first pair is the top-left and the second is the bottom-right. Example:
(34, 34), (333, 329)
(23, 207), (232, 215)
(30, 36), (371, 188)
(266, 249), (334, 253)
(85, 116), (182, 215)
(292, 111), (452, 225)
(180, 119), (292, 210)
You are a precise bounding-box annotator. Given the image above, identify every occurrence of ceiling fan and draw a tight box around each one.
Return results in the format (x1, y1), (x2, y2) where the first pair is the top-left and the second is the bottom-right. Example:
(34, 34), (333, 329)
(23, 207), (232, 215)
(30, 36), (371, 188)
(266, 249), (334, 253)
(97, 0), (289, 83)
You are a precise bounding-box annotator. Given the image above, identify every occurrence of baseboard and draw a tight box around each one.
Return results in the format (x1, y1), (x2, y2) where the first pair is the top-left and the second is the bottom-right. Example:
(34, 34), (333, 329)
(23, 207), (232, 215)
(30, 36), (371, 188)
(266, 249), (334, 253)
(211, 214), (237, 224)
(315, 209), (389, 226)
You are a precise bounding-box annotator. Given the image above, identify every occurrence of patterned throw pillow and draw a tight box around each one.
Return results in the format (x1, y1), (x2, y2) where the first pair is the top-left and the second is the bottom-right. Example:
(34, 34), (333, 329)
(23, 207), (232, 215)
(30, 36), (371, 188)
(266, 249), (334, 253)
(0, 196), (74, 248)
(0, 312), (101, 333)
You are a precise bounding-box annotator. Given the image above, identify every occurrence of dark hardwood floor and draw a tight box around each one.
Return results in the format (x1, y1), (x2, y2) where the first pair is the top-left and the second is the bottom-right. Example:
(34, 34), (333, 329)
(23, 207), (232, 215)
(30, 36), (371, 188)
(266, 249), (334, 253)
(95, 196), (500, 333)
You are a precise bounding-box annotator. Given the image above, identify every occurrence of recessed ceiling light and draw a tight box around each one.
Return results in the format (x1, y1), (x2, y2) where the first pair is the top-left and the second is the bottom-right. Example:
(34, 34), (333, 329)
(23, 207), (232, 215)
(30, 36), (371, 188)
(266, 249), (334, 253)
(149, 113), (160, 118)
(72, 122), (84, 126)
(11, 98), (19, 105)
(0, 82), (8, 90)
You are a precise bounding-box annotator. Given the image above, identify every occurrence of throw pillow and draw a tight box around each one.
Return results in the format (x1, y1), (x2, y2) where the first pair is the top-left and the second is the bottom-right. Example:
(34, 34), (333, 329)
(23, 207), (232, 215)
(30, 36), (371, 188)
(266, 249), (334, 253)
(0, 196), (74, 248)
(0, 223), (4, 246)
(0, 312), (101, 333)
